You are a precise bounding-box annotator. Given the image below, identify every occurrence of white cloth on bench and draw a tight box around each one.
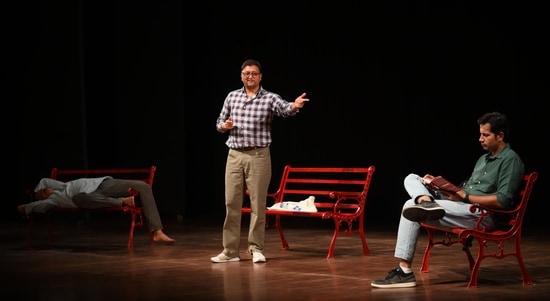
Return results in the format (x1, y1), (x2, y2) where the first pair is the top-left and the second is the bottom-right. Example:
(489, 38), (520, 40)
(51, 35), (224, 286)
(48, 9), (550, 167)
(268, 196), (317, 212)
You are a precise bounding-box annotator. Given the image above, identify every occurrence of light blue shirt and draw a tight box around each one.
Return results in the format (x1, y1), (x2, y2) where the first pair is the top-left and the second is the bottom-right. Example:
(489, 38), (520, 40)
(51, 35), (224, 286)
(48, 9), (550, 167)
(25, 177), (112, 215)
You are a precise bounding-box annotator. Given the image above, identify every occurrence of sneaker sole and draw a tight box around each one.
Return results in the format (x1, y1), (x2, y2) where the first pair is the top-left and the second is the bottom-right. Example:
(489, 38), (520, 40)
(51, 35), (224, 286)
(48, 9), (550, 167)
(402, 206), (445, 222)
(371, 281), (417, 288)
(210, 257), (240, 263)
(249, 249), (267, 263)
(252, 254), (267, 263)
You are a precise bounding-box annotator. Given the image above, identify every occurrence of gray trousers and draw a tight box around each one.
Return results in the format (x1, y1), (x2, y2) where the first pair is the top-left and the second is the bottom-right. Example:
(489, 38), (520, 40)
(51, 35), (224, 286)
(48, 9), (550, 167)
(72, 178), (164, 233)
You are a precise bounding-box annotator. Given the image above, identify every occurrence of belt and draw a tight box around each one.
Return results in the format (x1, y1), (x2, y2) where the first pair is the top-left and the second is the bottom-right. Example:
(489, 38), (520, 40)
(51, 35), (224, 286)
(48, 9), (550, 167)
(232, 146), (266, 151)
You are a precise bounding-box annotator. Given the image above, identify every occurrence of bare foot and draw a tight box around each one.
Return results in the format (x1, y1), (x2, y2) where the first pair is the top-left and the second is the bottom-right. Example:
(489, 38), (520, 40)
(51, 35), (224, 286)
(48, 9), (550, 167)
(17, 204), (26, 216)
(122, 196), (135, 207)
(151, 230), (176, 244)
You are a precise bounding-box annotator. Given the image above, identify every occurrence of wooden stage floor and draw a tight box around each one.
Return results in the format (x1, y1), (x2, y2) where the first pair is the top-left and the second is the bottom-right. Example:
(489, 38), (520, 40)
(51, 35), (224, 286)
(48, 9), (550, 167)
(1, 214), (549, 301)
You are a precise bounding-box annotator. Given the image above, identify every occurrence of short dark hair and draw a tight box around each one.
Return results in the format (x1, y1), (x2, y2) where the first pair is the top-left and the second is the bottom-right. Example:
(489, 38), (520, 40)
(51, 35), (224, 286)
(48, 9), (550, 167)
(241, 59), (262, 73)
(477, 112), (510, 142)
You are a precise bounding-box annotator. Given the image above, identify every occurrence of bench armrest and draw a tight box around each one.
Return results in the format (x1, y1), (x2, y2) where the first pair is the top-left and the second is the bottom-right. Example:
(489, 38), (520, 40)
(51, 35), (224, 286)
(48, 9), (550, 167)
(468, 203), (520, 231)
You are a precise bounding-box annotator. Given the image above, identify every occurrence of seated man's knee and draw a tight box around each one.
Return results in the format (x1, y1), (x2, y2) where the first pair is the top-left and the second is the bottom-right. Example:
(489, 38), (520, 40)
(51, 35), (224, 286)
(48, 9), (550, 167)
(403, 173), (421, 187)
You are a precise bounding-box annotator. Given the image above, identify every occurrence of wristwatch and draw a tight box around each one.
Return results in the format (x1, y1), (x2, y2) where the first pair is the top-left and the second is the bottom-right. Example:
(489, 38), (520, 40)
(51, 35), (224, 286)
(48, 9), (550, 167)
(464, 192), (470, 203)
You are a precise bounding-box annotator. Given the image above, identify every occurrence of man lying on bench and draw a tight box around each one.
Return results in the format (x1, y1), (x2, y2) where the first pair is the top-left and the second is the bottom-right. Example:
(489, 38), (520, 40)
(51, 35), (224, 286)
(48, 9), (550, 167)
(18, 176), (175, 244)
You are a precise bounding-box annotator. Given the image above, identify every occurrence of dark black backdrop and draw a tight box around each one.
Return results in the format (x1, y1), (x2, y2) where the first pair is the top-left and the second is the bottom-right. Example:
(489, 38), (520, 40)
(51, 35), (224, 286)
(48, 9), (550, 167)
(12, 1), (548, 230)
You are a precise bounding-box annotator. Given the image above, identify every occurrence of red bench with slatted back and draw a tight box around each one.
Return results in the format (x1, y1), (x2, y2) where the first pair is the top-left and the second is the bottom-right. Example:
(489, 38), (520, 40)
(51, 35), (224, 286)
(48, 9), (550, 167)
(419, 171), (538, 287)
(25, 166), (156, 248)
(242, 165), (376, 259)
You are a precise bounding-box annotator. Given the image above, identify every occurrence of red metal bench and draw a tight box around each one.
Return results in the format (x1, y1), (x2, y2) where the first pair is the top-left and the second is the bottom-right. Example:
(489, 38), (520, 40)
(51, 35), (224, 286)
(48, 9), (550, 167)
(25, 166), (156, 248)
(419, 171), (538, 287)
(242, 165), (376, 259)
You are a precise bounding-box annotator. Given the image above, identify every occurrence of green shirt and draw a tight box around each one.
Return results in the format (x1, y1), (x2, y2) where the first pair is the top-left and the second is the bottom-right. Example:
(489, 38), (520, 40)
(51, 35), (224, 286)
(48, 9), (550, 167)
(463, 144), (525, 209)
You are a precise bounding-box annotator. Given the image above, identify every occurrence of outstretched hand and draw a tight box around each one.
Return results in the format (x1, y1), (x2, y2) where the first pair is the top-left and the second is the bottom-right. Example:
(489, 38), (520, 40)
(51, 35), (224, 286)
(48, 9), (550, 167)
(292, 92), (309, 111)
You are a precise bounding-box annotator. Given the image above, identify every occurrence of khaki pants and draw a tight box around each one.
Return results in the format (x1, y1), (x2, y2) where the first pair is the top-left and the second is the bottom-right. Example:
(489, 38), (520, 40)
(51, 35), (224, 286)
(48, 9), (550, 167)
(222, 147), (271, 256)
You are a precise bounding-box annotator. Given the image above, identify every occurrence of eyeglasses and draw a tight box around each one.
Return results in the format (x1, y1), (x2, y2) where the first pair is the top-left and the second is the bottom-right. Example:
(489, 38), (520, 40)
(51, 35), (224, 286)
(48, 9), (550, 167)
(241, 71), (260, 77)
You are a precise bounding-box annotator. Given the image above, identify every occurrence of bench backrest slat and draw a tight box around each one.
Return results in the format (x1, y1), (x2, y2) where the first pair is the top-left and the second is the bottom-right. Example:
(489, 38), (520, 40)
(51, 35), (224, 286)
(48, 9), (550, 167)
(281, 189), (363, 197)
(50, 166), (157, 187)
(504, 172), (538, 229)
(272, 165), (375, 211)
(285, 178), (369, 185)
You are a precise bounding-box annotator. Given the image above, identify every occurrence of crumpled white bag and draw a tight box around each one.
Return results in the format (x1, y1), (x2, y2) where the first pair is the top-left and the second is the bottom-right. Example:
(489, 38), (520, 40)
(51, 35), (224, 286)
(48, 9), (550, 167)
(268, 196), (317, 212)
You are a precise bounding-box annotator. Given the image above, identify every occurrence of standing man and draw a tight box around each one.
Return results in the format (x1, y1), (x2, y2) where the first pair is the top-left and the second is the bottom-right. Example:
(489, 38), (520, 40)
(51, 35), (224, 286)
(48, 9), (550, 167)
(211, 59), (309, 263)
(371, 112), (524, 288)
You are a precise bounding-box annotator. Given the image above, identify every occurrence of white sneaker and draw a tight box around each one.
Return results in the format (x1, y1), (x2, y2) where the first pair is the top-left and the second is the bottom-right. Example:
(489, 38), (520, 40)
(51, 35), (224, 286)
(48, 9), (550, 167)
(252, 252), (266, 263)
(210, 252), (240, 263)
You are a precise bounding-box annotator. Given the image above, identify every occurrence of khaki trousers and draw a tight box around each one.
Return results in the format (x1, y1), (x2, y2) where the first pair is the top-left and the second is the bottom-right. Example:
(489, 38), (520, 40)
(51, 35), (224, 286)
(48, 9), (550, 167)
(222, 147), (271, 256)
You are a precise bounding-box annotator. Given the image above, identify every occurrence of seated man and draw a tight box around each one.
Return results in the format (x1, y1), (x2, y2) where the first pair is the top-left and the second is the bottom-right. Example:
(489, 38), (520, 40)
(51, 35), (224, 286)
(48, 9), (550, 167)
(18, 176), (175, 244)
(371, 111), (525, 288)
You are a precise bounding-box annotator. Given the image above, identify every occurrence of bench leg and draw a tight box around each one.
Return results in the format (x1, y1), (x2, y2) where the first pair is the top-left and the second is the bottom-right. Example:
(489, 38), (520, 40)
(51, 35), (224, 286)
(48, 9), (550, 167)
(514, 237), (533, 285)
(323, 218), (372, 259)
(467, 240), (484, 288)
(466, 236), (533, 288)
(127, 212), (137, 248)
(357, 221), (370, 256)
(127, 210), (145, 248)
(327, 221), (340, 259)
(273, 216), (289, 250)
(420, 229), (436, 273)
(327, 218), (370, 259)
